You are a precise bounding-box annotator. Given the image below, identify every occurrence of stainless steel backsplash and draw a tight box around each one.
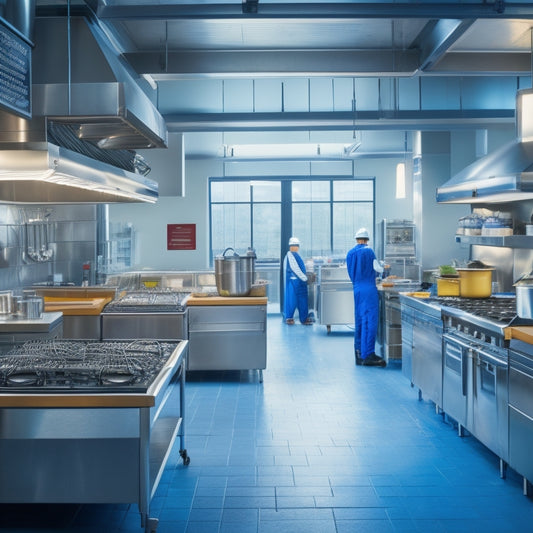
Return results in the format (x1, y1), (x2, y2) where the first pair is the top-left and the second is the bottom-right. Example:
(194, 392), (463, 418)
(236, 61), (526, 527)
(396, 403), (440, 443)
(0, 204), (96, 291)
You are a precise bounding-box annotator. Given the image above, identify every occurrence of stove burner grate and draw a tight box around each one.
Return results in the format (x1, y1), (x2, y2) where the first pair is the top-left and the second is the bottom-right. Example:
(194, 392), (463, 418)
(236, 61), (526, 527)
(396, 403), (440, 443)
(438, 297), (518, 324)
(0, 340), (179, 392)
(103, 291), (188, 313)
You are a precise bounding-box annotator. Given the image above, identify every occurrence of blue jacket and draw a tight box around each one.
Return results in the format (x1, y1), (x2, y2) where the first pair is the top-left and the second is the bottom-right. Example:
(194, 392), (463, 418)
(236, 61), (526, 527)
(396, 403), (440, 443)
(346, 243), (378, 287)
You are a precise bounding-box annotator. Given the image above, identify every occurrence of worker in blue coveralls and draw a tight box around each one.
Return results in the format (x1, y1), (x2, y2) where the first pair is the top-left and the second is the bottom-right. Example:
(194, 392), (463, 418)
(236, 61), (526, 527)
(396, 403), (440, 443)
(283, 237), (313, 325)
(346, 228), (386, 367)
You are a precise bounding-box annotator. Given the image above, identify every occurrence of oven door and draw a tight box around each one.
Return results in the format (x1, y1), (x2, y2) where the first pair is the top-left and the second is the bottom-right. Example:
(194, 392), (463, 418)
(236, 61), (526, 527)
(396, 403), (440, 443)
(412, 312), (443, 407)
(509, 346), (533, 487)
(442, 333), (472, 434)
(471, 345), (509, 464)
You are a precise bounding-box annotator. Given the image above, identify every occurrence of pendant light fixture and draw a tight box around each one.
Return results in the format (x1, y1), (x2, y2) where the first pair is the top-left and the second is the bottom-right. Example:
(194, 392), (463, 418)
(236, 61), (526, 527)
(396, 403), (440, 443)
(395, 132), (407, 199)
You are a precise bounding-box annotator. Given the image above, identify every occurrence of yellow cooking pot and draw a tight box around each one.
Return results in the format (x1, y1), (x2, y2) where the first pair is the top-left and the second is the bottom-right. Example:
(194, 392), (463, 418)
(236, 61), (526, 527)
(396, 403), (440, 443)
(456, 268), (493, 298)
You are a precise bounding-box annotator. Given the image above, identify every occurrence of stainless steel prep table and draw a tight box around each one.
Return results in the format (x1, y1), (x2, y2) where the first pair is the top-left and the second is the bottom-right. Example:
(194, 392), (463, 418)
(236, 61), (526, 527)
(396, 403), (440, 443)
(186, 295), (267, 381)
(0, 311), (63, 342)
(0, 339), (189, 533)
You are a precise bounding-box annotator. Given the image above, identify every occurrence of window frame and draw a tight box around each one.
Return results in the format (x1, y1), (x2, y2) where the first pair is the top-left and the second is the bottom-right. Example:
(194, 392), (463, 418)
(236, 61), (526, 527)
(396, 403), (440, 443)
(209, 175), (375, 266)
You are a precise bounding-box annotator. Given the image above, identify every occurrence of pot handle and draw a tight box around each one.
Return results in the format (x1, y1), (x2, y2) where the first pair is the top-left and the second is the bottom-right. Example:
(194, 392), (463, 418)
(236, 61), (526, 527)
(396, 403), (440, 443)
(223, 247), (239, 257)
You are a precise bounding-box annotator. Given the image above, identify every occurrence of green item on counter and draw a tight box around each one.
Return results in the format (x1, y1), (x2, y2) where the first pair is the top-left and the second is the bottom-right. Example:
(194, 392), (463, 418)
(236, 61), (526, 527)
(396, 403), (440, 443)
(439, 265), (457, 276)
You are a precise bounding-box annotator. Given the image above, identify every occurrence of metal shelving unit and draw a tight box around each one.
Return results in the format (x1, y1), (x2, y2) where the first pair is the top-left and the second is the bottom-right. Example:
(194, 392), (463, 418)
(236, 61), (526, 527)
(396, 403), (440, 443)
(455, 235), (533, 249)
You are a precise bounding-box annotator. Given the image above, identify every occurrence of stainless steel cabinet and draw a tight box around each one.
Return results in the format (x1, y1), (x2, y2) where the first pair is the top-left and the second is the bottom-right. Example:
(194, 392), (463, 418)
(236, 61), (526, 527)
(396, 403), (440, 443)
(471, 345), (508, 466)
(400, 303), (414, 381)
(102, 312), (188, 340)
(316, 266), (353, 332)
(380, 293), (402, 362)
(509, 341), (533, 493)
(412, 310), (443, 407)
(442, 332), (508, 473)
(442, 333), (471, 434)
(187, 305), (266, 380)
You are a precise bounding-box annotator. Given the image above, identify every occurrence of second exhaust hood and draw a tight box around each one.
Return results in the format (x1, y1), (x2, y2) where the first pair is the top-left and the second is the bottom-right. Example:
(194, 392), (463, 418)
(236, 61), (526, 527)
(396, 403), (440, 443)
(437, 89), (533, 204)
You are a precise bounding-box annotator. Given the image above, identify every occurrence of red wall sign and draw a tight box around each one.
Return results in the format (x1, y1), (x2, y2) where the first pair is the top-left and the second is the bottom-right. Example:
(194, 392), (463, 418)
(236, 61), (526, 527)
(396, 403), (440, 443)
(167, 224), (196, 250)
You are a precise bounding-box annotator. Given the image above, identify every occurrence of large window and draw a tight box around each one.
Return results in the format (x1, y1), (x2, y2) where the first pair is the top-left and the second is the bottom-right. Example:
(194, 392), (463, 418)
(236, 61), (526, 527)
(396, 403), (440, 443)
(209, 177), (374, 263)
(210, 180), (281, 261)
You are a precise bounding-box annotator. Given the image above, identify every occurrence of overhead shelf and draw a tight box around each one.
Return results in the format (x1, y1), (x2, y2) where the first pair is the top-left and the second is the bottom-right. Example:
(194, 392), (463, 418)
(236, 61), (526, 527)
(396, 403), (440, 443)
(455, 235), (533, 249)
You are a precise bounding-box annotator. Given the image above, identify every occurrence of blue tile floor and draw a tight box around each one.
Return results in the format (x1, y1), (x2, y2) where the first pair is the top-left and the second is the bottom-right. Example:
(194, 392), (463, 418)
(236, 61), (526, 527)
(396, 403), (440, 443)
(2, 315), (533, 532)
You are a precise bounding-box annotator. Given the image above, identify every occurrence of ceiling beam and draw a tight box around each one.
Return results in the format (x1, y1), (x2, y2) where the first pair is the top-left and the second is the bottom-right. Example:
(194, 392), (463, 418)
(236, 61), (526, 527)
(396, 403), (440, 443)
(126, 49), (532, 78)
(427, 52), (532, 74)
(126, 50), (421, 78)
(89, 2), (533, 20)
(163, 109), (515, 132)
(411, 19), (476, 71)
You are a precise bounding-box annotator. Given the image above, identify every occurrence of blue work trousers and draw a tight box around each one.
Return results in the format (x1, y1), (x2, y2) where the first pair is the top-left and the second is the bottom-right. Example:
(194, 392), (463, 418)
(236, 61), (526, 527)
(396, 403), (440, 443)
(285, 276), (309, 323)
(353, 283), (379, 358)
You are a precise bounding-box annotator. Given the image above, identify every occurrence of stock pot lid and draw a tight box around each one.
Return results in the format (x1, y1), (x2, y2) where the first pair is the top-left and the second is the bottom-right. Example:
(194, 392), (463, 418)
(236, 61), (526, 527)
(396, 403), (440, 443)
(514, 278), (533, 286)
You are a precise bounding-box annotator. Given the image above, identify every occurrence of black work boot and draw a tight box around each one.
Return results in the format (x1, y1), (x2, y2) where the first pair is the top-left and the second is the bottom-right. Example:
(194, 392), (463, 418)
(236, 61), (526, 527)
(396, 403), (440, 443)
(361, 353), (387, 367)
(355, 349), (363, 366)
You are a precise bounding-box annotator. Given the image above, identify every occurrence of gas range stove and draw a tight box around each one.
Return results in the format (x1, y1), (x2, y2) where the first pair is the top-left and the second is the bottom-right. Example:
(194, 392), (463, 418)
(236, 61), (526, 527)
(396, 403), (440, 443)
(438, 296), (518, 324)
(103, 290), (189, 313)
(437, 296), (531, 346)
(0, 339), (183, 393)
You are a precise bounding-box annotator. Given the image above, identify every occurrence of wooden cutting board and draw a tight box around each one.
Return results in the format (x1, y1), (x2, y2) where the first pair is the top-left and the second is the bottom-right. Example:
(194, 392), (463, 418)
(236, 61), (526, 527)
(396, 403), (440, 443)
(186, 295), (268, 306)
(504, 326), (533, 344)
(44, 297), (113, 316)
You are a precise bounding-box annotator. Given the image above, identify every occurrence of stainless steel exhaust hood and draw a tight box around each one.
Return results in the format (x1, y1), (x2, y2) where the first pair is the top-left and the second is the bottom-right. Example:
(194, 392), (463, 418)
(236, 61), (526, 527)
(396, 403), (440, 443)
(436, 89), (533, 204)
(31, 15), (167, 151)
(0, 13), (165, 203)
(0, 143), (158, 204)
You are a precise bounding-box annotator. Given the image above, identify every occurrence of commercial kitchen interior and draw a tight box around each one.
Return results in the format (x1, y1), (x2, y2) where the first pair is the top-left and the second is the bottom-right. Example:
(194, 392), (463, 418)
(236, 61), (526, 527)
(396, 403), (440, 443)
(2, 319), (533, 533)
(3, 0), (533, 532)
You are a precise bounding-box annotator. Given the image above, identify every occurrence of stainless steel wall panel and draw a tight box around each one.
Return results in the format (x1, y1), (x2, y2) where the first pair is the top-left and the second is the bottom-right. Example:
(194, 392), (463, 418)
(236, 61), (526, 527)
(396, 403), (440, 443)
(0, 204), (97, 289)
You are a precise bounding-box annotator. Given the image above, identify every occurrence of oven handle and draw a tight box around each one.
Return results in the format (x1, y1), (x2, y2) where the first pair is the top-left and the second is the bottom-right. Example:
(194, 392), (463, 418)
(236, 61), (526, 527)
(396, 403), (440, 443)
(472, 347), (508, 369)
(462, 348), (470, 397)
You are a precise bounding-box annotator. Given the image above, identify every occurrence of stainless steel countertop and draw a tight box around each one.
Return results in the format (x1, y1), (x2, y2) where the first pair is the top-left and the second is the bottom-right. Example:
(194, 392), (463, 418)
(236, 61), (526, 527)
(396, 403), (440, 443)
(0, 312), (63, 333)
(398, 294), (443, 318)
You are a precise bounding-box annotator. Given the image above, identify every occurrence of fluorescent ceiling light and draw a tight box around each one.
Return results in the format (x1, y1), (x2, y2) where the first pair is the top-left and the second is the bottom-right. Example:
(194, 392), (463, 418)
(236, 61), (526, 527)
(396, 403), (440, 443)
(396, 162), (406, 199)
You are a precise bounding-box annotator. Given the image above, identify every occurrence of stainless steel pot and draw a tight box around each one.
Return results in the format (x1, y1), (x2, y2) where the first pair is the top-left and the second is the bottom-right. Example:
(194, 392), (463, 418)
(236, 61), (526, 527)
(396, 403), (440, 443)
(0, 291), (13, 315)
(15, 296), (44, 319)
(215, 247), (256, 297)
(515, 279), (533, 318)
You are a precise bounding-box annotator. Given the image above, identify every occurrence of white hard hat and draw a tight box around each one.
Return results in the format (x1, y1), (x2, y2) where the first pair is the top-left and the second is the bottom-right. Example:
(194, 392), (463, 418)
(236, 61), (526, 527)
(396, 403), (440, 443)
(288, 237), (300, 246)
(355, 228), (370, 240)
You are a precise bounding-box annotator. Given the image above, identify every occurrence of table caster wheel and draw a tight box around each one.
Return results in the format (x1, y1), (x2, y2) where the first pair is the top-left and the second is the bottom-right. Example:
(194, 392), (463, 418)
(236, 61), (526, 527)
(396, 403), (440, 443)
(146, 517), (158, 533)
(180, 449), (190, 465)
